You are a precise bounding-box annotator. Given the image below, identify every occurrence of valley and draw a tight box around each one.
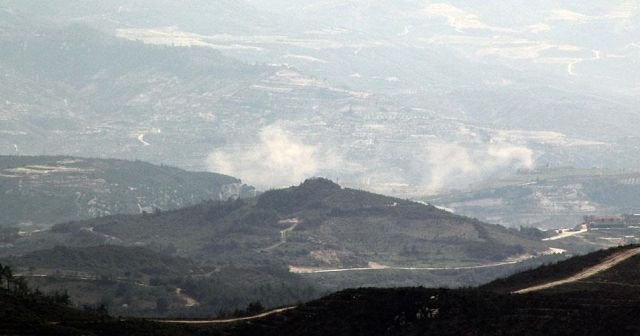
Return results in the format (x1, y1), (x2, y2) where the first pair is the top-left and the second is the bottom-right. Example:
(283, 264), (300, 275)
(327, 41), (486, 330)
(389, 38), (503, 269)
(0, 1), (638, 334)
(1, 157), (626, 319)
(2, 2), (640, 195)
(0, 177), (570, 317)
(4, 245), (640, 335)
(426, 167), (640, 229)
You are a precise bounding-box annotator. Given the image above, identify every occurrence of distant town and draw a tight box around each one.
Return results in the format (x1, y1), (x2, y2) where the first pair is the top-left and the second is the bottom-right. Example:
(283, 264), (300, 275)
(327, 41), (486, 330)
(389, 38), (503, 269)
(584, 214), (640, 230)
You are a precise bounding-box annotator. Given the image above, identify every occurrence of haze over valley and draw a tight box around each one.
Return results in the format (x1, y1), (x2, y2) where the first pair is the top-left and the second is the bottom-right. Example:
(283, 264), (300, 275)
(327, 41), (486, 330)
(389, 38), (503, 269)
(0, 1), (639, 335)
(2, 1), (640, 196)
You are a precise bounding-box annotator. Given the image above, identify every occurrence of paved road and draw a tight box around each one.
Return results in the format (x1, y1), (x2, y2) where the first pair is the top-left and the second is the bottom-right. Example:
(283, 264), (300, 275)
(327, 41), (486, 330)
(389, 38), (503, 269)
(291, 259), (531, 274)
(155, 306), (296, 324)
(542, 225), (588, 241)
(514, 247), (640, 294)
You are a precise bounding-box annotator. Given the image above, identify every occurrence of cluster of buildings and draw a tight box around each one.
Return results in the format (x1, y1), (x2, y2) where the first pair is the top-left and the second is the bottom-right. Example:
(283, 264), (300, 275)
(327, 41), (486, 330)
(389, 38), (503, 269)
(584, 214), (640, 230)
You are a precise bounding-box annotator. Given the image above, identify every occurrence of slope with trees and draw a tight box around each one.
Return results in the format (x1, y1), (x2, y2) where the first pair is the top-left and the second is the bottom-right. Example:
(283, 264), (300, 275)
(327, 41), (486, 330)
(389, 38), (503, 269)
(0, 155), (254, 228)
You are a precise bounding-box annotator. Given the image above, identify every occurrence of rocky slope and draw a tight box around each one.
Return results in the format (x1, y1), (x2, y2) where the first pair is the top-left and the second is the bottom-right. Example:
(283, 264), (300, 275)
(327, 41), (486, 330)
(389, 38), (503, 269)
(0, 155), (254, 229)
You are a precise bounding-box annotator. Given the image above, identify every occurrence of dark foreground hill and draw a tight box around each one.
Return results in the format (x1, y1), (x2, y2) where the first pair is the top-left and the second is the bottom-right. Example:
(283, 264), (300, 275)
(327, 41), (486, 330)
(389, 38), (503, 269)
(0, 155), (254, 228)
(226, 287), (640, 336)
(483, 244), (640, 294)
(225, 245), (640, 336)
(5, 246), (640, 335)
(1, 245), (318, 318)
(0, 287), (198, 336)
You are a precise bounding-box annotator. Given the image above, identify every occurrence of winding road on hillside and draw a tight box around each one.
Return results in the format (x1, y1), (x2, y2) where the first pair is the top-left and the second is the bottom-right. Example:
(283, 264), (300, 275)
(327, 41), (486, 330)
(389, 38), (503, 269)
(262, 218), (299, 251)
(542, 225), (588, 241)
(176, 288), (199, 307)
(290, 248), (565, 274)
(514, 247), (640, 294)
(155, 306), (296, 324)
(290, 259), (527, 274)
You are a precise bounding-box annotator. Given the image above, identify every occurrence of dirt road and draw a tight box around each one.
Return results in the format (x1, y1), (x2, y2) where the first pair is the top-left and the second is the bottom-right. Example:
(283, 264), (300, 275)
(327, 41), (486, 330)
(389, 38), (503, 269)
(290, 248), (565, 274)
(175, 288), (199, 307)
(542, 225), (588, 241)
(156, 306), (296, 324)
(290, 259), (527, 274)
(514, 247), (640, 294)
(262, 218), (299, 251)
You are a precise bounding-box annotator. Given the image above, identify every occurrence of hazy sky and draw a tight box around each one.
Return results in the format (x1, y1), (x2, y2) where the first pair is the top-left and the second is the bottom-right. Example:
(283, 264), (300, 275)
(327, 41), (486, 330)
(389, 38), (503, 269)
(1, 1), (639, 194)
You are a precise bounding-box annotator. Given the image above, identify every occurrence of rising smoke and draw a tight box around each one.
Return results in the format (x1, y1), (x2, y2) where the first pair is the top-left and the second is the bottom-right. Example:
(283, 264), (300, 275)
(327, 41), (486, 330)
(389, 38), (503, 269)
(420, 142), (534, 194)
(207, 125), (343, 189)
(208, 125), (534, 195)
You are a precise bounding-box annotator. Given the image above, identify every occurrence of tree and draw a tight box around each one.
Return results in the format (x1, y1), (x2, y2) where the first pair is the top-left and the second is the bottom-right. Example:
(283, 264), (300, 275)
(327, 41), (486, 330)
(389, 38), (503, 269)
(52, 290), (71, 306)
(12, 277), (28, 295)
(156, 297), (169, 314)
(246, 301), (265, 315)
(0, 264), (14, 291)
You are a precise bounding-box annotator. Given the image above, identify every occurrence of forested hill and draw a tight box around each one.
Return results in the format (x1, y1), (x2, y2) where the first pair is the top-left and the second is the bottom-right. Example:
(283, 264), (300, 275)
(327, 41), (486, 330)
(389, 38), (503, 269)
(0, 155), (254, 228)
(0, 178), (552, 318)
(14, 178), (545, 269)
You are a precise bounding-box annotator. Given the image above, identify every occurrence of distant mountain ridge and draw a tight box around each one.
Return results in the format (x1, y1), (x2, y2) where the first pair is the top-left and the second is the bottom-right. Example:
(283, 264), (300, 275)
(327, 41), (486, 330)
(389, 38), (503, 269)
(2, 4), (640, 195)
(0, 155), (254, 228)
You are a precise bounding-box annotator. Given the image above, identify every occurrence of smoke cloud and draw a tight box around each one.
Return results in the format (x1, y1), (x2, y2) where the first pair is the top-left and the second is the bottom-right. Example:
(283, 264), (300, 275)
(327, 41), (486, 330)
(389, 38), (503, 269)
(421, 142), (534, 194)
(208, 125), (534, 195)
(207, 125), (342, 189)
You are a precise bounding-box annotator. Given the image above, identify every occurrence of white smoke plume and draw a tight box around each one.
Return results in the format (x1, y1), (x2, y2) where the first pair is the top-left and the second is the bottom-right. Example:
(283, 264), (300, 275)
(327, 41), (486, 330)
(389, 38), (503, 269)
(207, 125), (343, 189)
(421, 142), (534, 194)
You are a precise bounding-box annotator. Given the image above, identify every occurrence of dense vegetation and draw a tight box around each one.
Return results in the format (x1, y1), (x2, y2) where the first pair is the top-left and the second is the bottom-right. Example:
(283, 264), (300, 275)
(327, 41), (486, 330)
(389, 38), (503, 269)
(0, 263), (217, 335)
(12, 178), (544, 268)
(482, 245), (637, 293)
(2, 246), (321, 318)
(6, 245), (198, 276)
(227, 287), (640, 336)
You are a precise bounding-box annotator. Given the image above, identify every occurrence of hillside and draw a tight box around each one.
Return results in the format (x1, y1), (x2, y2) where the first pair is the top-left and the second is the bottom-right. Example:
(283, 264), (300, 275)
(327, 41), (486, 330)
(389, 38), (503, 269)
(7, 285), (640, 336)
(0, 155), (254, 229)
(13, 178), (546, 268)
(427, 167), (640, 229)
(6, 246), (640, 335)
(2, 4), (640, 196)
(0, 266), (202, 335)
(482, 244), (640, 294)
(1, 245), (319, 318)
(223, 286), (640, 336)
(0, 19), (277, 172)
(218, 245), (640, 336)
(1, 179), (552, 315)
(5, 245), (199, 277)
